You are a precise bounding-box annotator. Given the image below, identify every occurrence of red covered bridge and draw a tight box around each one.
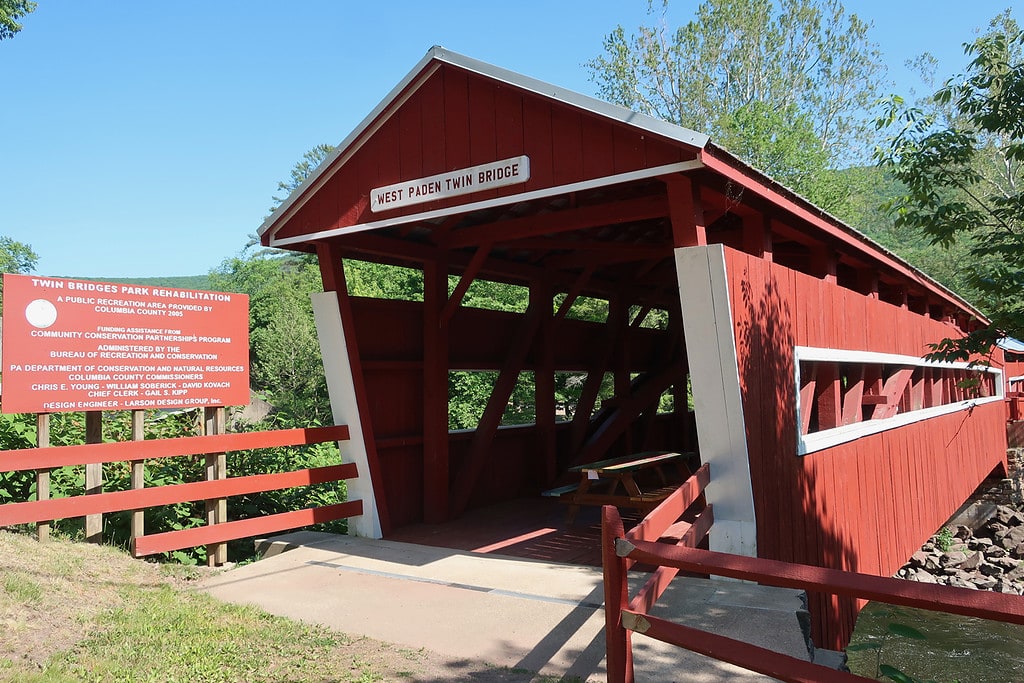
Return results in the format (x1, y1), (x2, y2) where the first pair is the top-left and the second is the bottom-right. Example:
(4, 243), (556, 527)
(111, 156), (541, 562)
(258, 47), (1009, 647)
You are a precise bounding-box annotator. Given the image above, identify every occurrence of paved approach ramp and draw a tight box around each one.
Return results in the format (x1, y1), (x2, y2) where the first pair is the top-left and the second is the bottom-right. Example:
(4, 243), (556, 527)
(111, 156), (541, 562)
(200, 531), (830, 681)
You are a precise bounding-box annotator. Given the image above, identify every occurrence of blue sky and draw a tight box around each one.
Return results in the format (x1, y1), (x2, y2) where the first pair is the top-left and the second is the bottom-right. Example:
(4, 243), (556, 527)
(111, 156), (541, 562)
(1, 1), (1017, 279)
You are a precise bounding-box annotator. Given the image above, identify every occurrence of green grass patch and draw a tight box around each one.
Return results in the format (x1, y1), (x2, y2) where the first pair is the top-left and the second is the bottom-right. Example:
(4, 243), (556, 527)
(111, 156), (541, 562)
(36, 586), (355, 683)
(3, 573), (43, 603)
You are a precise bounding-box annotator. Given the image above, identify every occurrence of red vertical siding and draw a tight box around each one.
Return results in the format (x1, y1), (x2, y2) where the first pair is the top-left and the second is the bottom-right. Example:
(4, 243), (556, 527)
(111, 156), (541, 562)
(271, 66), (697, 243)
(723, 246), (1008, 648)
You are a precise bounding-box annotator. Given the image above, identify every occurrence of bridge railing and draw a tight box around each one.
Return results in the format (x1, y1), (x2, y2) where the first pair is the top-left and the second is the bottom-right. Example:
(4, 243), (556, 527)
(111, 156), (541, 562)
(602, 464), (1024, 682)
(0, 424), (360, 561)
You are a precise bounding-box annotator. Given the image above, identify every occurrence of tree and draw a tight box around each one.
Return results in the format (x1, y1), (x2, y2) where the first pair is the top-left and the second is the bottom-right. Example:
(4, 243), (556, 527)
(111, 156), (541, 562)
(588, 0), (885, 211)
(875, 12), (1024, 360)
(0, 0), (35, 41)
(210, 251), (330, 424)
(0, 235), (38, 305)
(0, 236), (37, 274)
(270, 143), (336, 212)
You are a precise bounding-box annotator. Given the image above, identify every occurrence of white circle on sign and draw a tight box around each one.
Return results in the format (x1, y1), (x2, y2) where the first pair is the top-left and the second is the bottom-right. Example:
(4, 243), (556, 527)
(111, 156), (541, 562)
(25, 299), (58, 329)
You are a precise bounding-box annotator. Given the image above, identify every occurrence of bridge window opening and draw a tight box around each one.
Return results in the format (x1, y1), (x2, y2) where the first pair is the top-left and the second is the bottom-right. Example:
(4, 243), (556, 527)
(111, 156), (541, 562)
(447, 277), (529, 314)
(447, 371), (535, 430)
(343, 259), (424, 301)
(553, 294), (608, 323)
(629, 306), (670, 330)
(795, 346), (1003, 455)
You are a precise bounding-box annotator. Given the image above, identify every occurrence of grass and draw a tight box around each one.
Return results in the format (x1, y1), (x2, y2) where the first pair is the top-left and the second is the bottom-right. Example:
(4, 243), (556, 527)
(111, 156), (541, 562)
(0, 530), (564, 682)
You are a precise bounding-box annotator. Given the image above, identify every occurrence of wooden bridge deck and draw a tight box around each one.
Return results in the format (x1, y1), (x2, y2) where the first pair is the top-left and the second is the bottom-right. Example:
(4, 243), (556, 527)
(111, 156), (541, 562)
(384, 498), (645, 567)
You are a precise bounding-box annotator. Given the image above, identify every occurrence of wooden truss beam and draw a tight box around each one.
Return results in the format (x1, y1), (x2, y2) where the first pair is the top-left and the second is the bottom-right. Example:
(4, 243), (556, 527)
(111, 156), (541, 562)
(442, 194), (669, 249)
(449, 300), (545, 517)
(441, 242), (492, 323)
(574, 355), (688, 466)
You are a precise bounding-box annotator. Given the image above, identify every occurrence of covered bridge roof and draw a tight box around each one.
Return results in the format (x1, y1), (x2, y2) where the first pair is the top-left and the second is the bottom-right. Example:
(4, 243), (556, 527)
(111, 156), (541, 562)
(259, 46), (984, 324)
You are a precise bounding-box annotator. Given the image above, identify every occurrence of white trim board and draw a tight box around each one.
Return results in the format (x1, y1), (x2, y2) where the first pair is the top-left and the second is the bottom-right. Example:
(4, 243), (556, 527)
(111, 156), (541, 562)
(269, 160), (704, 248)
(794, 345), (1005, 456)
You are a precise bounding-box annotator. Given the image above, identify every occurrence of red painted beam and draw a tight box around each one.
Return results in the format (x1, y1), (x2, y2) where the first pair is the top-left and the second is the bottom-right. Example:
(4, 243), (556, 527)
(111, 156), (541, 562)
(133, 500), (363, 557)
(617, 541), (1024, 625)
(0, 463), (358, 526)
(621, 610), (873, 683)
(628, 505), (714, 615)
(443, 194), (670, 249)
(0, 426), (351, 472)
(624, 464), (710, 544)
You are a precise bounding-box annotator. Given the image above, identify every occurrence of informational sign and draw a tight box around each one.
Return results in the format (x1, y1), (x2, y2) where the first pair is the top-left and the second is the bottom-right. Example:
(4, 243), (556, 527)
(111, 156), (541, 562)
(1, 274), (250, 414)
(370, 155), (530, 212)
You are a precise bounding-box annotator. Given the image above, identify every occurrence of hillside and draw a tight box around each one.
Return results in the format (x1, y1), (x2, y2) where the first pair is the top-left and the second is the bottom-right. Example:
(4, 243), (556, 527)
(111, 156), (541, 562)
(66, 274), (213, 290)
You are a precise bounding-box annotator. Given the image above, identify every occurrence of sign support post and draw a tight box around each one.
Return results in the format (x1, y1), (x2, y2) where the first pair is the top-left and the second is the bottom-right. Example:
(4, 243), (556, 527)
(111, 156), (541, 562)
(130, 409), (145, 545)
(84, 410), (103, 543)
(36, 413), (50, 542)
(204, 406), (227, 566)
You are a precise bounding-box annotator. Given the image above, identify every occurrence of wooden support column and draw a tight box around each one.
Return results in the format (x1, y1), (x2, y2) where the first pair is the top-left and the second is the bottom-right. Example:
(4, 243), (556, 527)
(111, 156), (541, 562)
(811, 245), (837, 284)
(668, 305), (693, 451)
(85, 411), (103, 543)
(130, 409), (145, 550)
(314, 240), (391, 535)
(36, 413), (50, 543)
(742, 213), (772, 261)
(610, 297), (633, 454)
(813, 364), (841, 430)
(316, 240), (342, 293)
(423, 258), (450, 523)
(665, 175), (707, 248)
(841, 366), (865, 426)
(856, 268), (879, 299)
(798, 363), (817, 435)
(534, 278), (558, 485)
(204, 406), (227, 566)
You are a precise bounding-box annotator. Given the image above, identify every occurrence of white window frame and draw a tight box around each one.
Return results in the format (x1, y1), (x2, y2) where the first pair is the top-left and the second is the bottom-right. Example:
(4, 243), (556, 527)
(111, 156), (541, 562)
(794, 346), (1004, 456)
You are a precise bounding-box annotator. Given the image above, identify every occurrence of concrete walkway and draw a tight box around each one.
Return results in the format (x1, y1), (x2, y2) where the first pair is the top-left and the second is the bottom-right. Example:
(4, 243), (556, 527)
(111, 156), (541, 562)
(199, 531), (825, 681)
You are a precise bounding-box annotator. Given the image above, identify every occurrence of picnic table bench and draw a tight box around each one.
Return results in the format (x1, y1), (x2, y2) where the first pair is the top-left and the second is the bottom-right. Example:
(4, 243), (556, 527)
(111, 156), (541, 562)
(543, 450), (695, 523)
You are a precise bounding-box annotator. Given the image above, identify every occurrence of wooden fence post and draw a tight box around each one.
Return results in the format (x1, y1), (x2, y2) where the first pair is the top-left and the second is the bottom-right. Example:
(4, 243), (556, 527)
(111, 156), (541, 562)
(204, 406), (227, 566)
(603, 504), (633, 683)
(130, 409), (145, 548)
(36, 413), (50, 543)
(84, 411), (103, 543)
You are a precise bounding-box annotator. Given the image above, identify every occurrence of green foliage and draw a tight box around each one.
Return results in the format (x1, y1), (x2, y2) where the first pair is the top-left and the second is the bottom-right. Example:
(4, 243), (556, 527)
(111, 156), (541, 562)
(935, 526), (954, 552)
(0, 236), (37, 274)
(0, 0), (34, 41)
(0, 235), (38, 304)
(77, 274), (212, 290)
(588, 0), (885, 206)
(210, 250), (331, 424)
(270, 143), (336, 212)
(876, 12), (1024, 358)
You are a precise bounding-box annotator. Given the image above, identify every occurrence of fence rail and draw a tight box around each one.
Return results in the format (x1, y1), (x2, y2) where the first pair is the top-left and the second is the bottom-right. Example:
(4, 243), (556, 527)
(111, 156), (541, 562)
(602, 462), (1024, 682)
(0, 424), (358, 563)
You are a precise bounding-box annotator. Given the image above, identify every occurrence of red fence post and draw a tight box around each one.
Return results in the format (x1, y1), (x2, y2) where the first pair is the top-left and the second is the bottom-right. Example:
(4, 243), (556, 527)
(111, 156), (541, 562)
(602, 504), (632, 683)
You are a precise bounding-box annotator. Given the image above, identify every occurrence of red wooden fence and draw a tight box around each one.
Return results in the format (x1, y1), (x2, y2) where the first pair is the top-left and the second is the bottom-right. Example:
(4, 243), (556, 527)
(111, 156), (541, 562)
(603, 496), (1024, 683)
(0, 425), (360, 559)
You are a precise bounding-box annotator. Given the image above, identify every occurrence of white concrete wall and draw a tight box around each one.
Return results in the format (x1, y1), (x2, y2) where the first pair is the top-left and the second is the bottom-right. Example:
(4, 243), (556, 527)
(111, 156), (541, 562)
(675, 244), (757, 557)
(311, 291), (382, 539)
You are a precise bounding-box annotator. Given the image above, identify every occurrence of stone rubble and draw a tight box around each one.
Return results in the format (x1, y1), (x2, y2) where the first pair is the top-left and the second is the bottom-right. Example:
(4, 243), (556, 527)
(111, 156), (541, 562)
(896, 449), (1024, 593)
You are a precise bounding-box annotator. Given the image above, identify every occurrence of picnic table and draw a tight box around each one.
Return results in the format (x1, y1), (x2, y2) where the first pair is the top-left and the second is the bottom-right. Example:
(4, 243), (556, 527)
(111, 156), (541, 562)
(543, 450), (693, 523)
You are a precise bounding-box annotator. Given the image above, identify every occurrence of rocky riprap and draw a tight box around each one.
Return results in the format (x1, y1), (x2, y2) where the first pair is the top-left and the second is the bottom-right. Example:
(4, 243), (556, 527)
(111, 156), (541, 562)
(896, 448), (1024, 593)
